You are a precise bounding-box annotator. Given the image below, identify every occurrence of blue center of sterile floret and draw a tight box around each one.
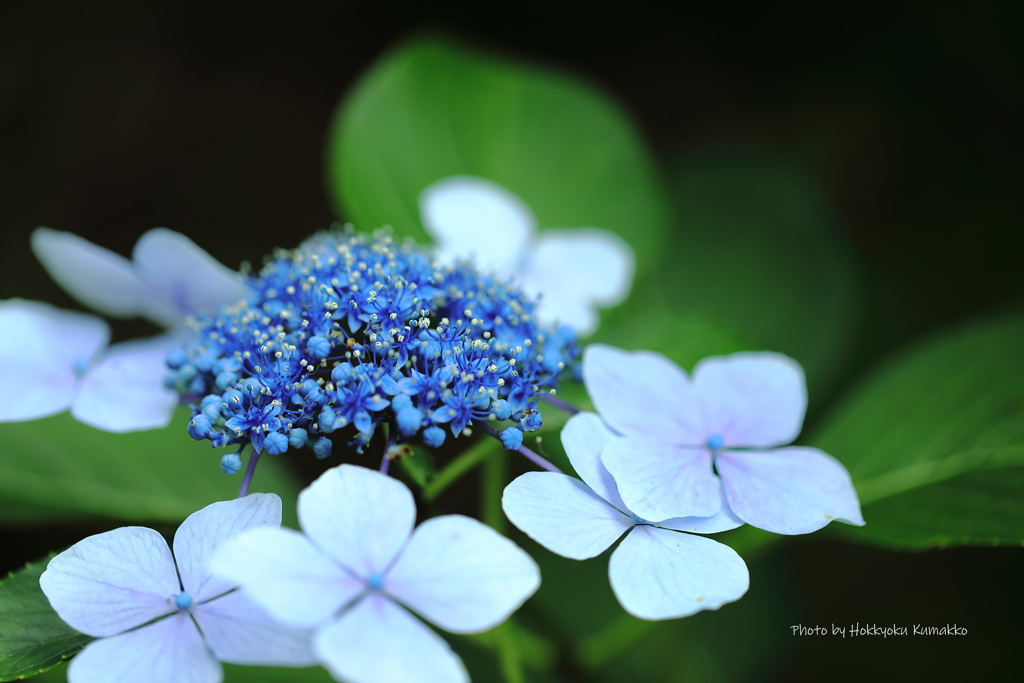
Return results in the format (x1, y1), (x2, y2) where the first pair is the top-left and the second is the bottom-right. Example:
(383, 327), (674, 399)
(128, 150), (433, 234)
(706, 434), (724, 452)
(367, 572), (385, 591)
(174, 591), (193, 610)
(632, 513), (650, 525)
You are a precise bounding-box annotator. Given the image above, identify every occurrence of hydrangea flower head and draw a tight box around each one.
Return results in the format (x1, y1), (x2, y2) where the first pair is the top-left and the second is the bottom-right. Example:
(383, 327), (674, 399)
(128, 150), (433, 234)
(502, 412), (749, 620)
(420, 176), (635, 335)
(584, 344), (865, 535)
(39, 494), (315, 683)
(0, 299), (177, 431)
(170, 228), (576, 457)
(211, 464), (541, 683)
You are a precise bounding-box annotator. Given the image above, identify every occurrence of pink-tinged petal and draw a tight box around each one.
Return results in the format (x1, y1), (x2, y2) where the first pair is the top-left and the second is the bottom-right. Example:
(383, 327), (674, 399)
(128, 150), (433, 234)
(0, 300), (108, 422)
(67, 613), (221, 683)
(209, 527), (362, 629)
(582, 344), (703, 442)
(132, 229), (248, 328)
(40, 527), (180, 637)
(717, 447), (865, 535)
(502, 473), (632, 560)
(419, 176), (534, 276)
(31, 228), (147, 319)
(193, 590), (316, 667)
(691, 352), (807, 448)
(315, 594), (468, 683)
(609, 526), (749, 620)
(71, 336), (179, 432)
(386, 515), (540, 634)
(561, 412), (628, 510)
(173, 494), (282, 603)
(298, 464), (415, 578)
(518, 228), (635, 334)
(601, 437), (722, 521)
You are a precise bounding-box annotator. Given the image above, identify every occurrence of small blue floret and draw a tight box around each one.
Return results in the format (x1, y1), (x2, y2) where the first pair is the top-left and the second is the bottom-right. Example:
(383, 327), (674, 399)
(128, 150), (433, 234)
(312, 437), (332, 460)
(706, 434), (724, 451)
(174, 591), (192, 610)
(491, 399), (512, 421)
(263, 431), (289, 455)
(396, 406), (423, 437)
(500, 427), (524, 451)
(220, 452), (242, 475)
(423, 425), (445, 448)
(288, 428), (308, 449)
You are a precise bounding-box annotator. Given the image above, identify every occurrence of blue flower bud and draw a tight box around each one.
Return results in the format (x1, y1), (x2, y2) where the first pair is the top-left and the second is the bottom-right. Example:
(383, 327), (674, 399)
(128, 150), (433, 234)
(396, 406), (422, 436)
(320, 406), (339, 433)
(391, 394), (413, 413)
(220, 452), (242, 474)
(423, 425), (446, 448)
(500, 427), (524, 450)
(306, 335), (331, 361)
(263, 431), (289, 455)
(288, 428), (308, 449)
(166, 347), (188, 370)
(491, 399), (512, 421)
(188, 414), (212, 440)
(312, 437), (332, 460)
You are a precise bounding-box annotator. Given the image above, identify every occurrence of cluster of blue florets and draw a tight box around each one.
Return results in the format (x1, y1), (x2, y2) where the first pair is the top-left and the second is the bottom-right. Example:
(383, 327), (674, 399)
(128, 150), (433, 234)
(166, 229), (577, 468)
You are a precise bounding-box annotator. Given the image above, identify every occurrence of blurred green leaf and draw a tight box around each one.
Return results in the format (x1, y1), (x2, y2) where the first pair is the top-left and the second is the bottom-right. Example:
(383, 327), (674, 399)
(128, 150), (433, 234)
(395, 444), (437, 489)
(0, 408), (302, 524)
(811, 310), (1024, 548)
(664, 148), (862, 394)
(0, 555), (91, 681)
(326, 35), (670, 270)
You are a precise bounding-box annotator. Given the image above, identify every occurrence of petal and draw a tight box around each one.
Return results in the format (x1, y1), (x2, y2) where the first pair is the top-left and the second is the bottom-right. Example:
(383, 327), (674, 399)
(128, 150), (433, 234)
(67, 613), (221, 683)
(518, 228), (635, 334)
(502, 472), (632, 560)
(132, 229), (249, 327)
(419, 176), (533, 275)
(561, 411), (628, 511)
(656, 500), (746, 535)
(315, 594), (468, 683)
(193, 590), (316, 667)
(173, 493), (282, 603)
(716, 447), (866, 535)
(39, 527), (180, 637)
(582, 344), (703, 442)
(298, 464), (415, 578)
(691, 352), (807, 448)
(71, 336), (179, 432)
(601, 437), (722, 520)
(31, 228), (147, 318)
(609, 526), (749, 620)
(209, 527), (363, 629)
(386, 515), (540, 634)
(0, 300), (108, 422)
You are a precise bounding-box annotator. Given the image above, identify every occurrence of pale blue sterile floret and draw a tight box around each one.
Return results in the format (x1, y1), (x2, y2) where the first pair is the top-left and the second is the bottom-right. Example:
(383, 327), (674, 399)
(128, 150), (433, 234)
(582, 344), (866, 536)
(502, 412), (749, 621)
(38, 494), (314, 683)
(168, 228), (577, 462)
(419, 176), (636, 336)
(210, 464), (541, 683)
(2, 228), (250, 433)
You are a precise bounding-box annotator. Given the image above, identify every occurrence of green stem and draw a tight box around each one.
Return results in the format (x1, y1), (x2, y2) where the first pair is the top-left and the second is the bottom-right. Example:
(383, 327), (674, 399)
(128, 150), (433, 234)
(494, 620), (525, 683)
(481, 444), (508, 532)
(422, 439), (501, 502)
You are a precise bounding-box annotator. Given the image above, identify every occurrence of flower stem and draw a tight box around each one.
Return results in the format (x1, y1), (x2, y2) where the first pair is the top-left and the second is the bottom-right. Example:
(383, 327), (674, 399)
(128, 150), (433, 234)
(238, 447), (260, 498)
(423, 439), (498, 502)
(540, 393), (580, 415)
(477, 423), (562, 474)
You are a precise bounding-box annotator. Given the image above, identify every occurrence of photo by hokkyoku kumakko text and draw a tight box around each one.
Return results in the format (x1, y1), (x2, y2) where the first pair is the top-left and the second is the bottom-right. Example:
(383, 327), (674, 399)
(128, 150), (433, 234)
(1, 12), (1021, 683)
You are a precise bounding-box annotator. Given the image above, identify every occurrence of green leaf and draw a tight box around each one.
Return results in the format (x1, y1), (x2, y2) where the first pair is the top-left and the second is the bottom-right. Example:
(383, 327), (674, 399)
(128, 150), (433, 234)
(0, 408), (302, 524)
(664, 148), (862, 394)
(811, 310), (1024, 548)
(0, 555), (91, 681)
(395, 444), (437, 489)
(326, 35), (671, 270)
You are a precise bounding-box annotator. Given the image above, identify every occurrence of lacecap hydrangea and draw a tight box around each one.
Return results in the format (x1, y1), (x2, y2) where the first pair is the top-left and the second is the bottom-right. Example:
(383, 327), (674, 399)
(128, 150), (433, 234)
(167, 229), (577, 464)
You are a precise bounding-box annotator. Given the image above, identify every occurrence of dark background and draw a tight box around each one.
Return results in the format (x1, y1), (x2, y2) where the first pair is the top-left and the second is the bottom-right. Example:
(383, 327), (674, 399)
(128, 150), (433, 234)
(1, 1), (1020, 681)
